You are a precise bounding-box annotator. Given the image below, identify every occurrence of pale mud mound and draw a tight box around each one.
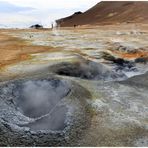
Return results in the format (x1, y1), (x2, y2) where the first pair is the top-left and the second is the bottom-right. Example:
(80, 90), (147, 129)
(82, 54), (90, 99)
(78, 73), (148, 146)
(49, 60), (126, 81)
(0, 76), (92, 146)
(120, 71), (148, 88)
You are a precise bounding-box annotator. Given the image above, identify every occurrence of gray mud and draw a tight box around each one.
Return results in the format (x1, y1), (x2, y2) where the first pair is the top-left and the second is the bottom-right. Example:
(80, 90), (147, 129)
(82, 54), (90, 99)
(0, 76), (92, 146)
(49, 60), (126, 81)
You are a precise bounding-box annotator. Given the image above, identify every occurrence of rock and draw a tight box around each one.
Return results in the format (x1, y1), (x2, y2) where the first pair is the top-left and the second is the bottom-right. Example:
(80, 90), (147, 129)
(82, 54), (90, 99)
(135, 57), (148, 64)
(74, 11), (82, 15)
(101, 52), (135, 72)
(30, 24), (43, 29)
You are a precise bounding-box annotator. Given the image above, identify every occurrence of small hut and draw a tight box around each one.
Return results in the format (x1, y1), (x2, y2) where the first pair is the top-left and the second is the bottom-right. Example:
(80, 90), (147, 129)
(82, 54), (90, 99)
(30, 24), (43, 29)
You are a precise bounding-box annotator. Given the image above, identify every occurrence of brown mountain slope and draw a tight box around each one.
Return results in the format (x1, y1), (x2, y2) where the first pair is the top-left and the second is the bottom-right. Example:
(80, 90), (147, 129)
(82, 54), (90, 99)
(56, 1), (148, 27)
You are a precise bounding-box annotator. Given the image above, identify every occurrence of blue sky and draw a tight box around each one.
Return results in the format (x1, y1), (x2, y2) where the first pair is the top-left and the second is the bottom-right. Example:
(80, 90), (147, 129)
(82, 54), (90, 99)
(0, 0), (99, 28)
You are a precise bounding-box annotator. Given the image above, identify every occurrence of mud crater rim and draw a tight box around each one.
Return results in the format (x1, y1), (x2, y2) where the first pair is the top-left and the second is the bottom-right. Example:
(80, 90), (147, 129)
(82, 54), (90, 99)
(1, 78), (72, 131)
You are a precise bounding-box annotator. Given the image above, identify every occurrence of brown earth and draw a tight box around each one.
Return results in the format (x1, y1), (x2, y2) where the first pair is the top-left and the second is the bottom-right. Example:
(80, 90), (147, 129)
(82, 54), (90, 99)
(56, 1), (148, 27)
(0, 29), (59, 69)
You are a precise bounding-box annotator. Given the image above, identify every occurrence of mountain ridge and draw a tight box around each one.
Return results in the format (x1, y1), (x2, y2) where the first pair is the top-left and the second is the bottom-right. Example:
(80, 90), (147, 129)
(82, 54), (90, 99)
(56, 1), (148, 27)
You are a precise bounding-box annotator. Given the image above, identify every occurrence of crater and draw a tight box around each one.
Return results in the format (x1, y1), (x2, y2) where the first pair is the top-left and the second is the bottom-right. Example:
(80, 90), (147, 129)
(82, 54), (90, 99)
(0, 76), (92, 146)
(22, 105), (68, 131)
(49, 60), (126, 81)
(2, 78), (71, 131)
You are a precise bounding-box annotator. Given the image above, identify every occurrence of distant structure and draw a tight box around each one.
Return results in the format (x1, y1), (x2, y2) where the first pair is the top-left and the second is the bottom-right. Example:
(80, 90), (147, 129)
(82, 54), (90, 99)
(30, 24), (43, 29)
(51, 22), (54, 29)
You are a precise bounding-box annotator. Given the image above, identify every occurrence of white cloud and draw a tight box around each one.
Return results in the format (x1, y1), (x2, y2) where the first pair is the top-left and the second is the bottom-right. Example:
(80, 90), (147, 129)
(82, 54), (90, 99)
(0, 0), (99, 9)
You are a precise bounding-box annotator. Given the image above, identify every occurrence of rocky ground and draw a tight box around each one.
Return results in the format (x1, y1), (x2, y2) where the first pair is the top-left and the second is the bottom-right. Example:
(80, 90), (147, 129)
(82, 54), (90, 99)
(0, 24), (148, 146)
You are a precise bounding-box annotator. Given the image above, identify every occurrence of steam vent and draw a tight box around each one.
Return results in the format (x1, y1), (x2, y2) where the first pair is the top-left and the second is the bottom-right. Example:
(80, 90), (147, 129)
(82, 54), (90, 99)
(0, 76), (92, 146)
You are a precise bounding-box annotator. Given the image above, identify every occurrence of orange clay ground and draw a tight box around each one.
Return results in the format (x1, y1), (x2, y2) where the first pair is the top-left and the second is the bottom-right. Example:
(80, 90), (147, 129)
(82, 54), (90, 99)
(0, 30), (59, 69)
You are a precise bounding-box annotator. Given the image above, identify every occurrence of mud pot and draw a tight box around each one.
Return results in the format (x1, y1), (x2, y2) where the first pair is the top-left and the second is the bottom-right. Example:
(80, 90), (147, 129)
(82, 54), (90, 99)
(0, 76), (92, 146)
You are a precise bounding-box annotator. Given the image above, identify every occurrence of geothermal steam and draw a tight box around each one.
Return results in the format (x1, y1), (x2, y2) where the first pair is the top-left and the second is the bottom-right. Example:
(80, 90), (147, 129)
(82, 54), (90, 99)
(15, 79), (71, 131)
(50, 60), (126, 80)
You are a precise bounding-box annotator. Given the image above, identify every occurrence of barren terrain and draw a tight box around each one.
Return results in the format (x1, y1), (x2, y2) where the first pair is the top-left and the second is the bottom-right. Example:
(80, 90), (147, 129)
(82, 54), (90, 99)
(0, 24), (148, 146)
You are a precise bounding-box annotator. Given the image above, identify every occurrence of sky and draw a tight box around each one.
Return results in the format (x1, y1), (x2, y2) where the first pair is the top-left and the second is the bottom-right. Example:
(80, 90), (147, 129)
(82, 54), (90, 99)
(0, 0), (99, 28)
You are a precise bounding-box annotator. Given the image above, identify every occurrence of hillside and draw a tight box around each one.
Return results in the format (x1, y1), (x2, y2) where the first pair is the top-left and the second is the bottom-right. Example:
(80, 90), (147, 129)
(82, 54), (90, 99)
(56, 1), (148, 27)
